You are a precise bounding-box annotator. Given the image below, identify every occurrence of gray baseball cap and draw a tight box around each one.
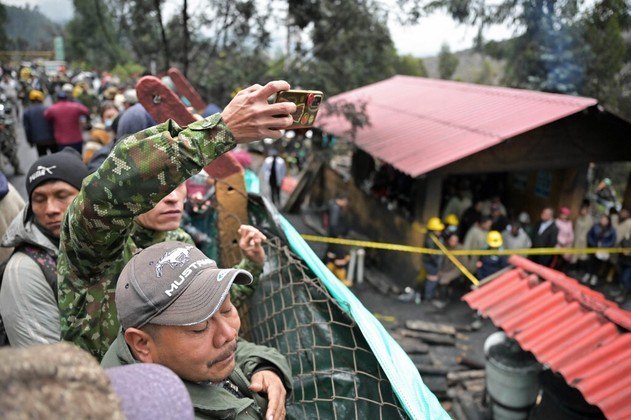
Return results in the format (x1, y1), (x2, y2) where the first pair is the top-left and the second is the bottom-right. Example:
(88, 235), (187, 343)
(116, 241), (253, 329)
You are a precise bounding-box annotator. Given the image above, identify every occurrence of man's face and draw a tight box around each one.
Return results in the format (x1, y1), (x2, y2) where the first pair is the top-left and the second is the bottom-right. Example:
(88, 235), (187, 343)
(137, 183), (186, 231)
(446, 234), (459, 248)
(541, 208), (553, 222)
(147, 297), (241, 383)
(30, 180), (80, 237)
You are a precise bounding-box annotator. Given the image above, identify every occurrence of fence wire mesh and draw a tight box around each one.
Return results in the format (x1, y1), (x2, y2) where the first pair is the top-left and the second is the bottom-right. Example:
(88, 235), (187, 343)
(240, 235), (408, 419)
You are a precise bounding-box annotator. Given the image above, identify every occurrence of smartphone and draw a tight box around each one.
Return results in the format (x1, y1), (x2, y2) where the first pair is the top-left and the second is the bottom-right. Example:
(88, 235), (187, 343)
(274, 90), (324, 128)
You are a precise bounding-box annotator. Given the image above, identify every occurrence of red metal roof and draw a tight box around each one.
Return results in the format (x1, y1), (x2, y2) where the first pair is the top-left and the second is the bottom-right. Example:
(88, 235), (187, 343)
(463, 255), (631, 420)
(316, 76), (597, 177)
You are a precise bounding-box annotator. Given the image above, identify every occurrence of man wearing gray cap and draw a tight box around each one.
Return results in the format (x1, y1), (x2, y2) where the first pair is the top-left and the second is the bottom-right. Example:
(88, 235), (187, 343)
(101, 241), (292, 420)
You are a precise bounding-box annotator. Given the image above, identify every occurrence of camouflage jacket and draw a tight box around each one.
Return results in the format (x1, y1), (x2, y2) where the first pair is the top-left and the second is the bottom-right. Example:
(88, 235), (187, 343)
(58, 114), (237, 360)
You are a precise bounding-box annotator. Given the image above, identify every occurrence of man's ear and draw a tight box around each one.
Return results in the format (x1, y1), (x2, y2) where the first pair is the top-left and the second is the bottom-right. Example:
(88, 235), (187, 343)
(124, 327), (157, 363)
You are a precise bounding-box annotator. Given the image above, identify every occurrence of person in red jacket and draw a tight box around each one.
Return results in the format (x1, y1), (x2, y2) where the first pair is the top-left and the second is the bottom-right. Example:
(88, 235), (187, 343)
(44, 91), (90, 153)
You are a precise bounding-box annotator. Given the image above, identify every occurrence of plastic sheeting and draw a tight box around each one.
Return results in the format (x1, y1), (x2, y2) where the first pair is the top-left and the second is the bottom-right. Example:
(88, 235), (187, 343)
(278, 215), (449, 419)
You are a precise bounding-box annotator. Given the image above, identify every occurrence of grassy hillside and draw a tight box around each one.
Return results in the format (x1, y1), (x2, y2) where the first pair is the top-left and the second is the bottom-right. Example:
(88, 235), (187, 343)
(5, 5), (62, 50)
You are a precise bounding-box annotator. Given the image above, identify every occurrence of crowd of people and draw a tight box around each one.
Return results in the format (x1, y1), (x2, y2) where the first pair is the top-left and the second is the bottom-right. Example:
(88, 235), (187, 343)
(0, 63), (299, 418)
(415, 191), (631, 307)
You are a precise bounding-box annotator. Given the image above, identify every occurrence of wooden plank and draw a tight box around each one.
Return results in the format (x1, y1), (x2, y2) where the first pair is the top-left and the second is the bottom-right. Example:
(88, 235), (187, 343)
(405, 320), (456, 336)
(137, 76), (195, 125)
(447, 370), (485, 384)
(397, 338), (430, 355)
(216, 172), (248, 267)
(456, 355), (485, 370)
(167, 67), (206, 111)
(399, 329), (456, 346)
(463, 378), (486, 394)
(414, 364), (449, 375)
(282, 157), (322, 213)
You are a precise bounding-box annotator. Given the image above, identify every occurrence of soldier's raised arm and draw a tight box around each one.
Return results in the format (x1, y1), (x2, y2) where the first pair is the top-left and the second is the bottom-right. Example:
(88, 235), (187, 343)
(58, 81), (295, 359)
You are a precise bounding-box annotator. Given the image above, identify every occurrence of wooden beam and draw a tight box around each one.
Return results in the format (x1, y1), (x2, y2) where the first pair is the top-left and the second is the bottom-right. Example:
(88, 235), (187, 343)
(419, 173), (442, 223)
(556, 164), (589, 215)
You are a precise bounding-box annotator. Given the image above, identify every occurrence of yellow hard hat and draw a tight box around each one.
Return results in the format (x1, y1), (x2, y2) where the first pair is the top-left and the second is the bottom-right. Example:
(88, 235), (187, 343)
(20, 67), (31, 80)
(72, 85), (84, 98)
(444, 213), (459, 226)
(426, 217), (445, 232)
(28, 90), (44, 102)
(486, 230), (503, 248)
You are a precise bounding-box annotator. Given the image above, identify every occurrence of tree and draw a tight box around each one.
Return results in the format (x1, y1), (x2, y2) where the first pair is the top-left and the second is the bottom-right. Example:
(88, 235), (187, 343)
(502, 0), (586, 94)
(283, 0), (398, 96)
(0, 4), (10, 51)
(395, 54), (428, 77)
(396, 0), (631, 115)
(108, 0), (168, 73)
(67, 0), (129, 68)
(581, 0), (628, 109)
(438, 43), (458, 79)
(474, 58), (495, 85)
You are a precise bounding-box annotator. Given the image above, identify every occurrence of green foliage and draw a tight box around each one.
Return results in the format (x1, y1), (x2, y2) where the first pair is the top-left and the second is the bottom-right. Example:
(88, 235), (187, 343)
(108, 0), (172, 73)
(111, 62), (146, 84)
(502, 0), (586, 94)
(67, 0), (130, 69)
(395, 54), (428, 77)
(482, 39), (515, 60)
(4, 5), (62, 51)
(438, 43), (459, 79)
(283, 0), (398, 96)
(0, 3), (8, 51)
(474, 58), (495, 85)
(581, 0), (628, 110)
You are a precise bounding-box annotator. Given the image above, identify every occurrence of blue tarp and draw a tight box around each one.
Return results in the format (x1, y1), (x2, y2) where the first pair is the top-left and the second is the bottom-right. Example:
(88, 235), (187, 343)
(279, 215), (450, 420)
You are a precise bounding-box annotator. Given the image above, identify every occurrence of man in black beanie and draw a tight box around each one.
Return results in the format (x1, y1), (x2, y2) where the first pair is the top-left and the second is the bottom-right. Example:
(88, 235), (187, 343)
(0, 148), (88, 346)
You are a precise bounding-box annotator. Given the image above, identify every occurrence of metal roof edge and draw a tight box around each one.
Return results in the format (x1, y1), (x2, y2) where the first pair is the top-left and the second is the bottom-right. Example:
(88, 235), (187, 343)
(507, 255), (631, 331)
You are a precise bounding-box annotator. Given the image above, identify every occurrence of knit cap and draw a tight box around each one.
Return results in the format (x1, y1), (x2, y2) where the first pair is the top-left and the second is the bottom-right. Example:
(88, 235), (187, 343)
(26, 148), (89, 217)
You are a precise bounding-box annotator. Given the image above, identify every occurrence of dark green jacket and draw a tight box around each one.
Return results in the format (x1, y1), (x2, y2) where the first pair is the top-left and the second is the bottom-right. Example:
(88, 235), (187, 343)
(101, 330), (293, 419)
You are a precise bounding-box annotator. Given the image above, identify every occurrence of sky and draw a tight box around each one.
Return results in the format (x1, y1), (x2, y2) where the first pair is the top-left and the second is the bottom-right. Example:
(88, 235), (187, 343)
(6, 0), (514, 58)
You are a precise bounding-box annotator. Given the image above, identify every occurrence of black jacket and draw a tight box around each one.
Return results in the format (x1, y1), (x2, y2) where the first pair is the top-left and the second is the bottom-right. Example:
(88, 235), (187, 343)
(22, 103), (54, 145)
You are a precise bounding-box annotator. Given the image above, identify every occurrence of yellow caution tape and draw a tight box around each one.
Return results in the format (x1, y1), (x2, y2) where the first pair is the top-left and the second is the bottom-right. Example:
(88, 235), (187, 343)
(300, 234), (631, 257)
(429, 233), (479, 286)
(373, 313), (397, 323)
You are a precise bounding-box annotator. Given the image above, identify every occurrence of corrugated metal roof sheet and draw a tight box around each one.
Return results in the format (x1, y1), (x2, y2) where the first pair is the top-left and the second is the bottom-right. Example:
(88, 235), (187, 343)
(316, 76), (598, 177)
(463, 255), (631, 420)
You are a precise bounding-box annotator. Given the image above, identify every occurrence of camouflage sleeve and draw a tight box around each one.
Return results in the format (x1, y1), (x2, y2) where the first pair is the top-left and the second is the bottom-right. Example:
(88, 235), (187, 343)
(230, 258), (264, 308)
(164, 228), (194, 244)
(57, 114), (235, 358)
(60, 114), (234, 279)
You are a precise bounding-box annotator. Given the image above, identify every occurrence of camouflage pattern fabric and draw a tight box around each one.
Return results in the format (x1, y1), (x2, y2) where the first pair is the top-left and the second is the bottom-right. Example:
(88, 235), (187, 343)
(57, 114), (236, 360)
(0, 128), (22, 174)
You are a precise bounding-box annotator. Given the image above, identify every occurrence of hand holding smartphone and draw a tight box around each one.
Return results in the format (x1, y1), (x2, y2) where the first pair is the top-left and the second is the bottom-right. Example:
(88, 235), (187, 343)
(273, 90), (324, 129)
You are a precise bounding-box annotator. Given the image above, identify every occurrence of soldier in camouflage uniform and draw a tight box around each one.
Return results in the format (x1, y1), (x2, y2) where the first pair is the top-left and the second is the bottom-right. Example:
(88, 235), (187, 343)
(57, 81), (296, 360)
(0, 117), (23, 175)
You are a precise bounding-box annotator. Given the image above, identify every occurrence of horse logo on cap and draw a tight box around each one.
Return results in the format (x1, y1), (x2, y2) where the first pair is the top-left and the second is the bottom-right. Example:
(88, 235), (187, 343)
(155, 246), (193, 278)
